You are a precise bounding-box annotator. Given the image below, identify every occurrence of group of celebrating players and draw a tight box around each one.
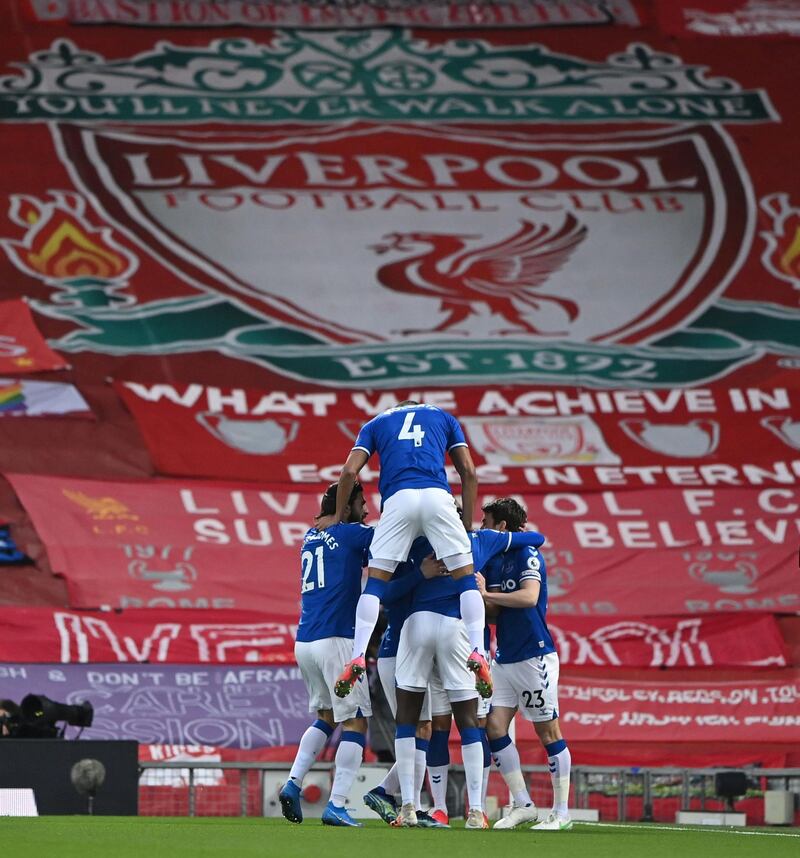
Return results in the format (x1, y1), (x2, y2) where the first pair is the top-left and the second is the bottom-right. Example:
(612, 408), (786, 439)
(279, 402), (572, 831)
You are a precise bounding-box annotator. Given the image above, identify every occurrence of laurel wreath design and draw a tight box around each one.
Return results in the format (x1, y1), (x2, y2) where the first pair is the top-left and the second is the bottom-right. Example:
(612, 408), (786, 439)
(0, 33), (739, 97)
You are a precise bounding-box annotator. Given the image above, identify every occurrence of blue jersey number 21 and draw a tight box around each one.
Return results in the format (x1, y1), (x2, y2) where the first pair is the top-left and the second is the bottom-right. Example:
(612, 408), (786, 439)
(301, 545), (326, 593)
(398, 412), (425, 447)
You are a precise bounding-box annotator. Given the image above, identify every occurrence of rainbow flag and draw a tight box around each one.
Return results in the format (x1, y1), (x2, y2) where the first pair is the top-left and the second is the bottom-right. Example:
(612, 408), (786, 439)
(0, 382), (26, 414)
(0, 380), (90, 417)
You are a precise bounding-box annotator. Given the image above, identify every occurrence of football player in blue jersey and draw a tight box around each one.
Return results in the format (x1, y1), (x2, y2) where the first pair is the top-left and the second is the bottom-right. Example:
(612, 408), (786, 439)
(390, 526), (546, 829)
(478, 498), (573, 832)
(364, 546), (448, 828)
(279, 482), (374, 828)
(317, 402), (491, 703)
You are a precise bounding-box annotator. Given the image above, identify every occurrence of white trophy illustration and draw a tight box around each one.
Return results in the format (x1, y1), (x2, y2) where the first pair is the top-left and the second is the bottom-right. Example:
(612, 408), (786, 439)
(196, 413), (299, 455)
(128, 559), (197, 592)
(688, 558), (758, 595)
(761, 415), (800, 451)
(619, 419), (719, 457)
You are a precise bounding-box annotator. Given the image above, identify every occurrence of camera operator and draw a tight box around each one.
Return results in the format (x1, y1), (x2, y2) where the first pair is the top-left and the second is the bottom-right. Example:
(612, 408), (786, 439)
(0, 699), (19, 736)
(0, 695), (93, 738)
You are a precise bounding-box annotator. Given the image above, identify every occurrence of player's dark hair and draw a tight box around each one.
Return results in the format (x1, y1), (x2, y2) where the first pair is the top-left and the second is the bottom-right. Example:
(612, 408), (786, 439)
(320, 481), (363, 517)
(482, 497), (527, 532)
(396, 399), (419, 407)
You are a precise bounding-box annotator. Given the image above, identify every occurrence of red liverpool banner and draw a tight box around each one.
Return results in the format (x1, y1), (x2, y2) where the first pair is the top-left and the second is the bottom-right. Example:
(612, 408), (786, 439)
(0, 607), (786, 667)
(0, 22), (797, 393)
(0, 607), (297, 663)
(657, 0), (800, 38)
(550, 612), (788, 668)
(5, 473), (321, 614)
(516, 671), (800, 743)
(0, 300), (68, 374)
(114, 376), (800, 492)
(5, 473), (799, 615)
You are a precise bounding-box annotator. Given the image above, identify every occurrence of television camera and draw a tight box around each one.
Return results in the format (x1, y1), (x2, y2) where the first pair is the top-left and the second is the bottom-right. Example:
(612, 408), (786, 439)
(0, 694), (94, 739)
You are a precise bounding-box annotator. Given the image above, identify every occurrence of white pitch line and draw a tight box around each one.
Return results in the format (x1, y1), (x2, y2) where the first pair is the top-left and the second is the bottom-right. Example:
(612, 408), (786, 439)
(576, 822), (800, 838)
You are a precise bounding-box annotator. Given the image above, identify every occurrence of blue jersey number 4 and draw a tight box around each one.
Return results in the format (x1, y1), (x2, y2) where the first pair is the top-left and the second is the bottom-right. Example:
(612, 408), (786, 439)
(398, 412), (425, 447)
(301, 545), (326, 593)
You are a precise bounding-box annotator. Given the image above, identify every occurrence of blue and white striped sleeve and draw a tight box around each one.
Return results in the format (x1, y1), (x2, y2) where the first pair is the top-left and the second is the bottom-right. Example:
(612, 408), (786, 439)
(446, 412), (468, 452)
(353, 419), (374, 457)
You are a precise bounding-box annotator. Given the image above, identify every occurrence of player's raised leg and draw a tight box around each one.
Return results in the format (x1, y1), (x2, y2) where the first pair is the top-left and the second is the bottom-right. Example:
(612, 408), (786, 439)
(444, 445), (486, 681)
(338, 492), (420, 696)
(422, 480), (490, 698)
(452, 566), (493, 696)
(335, 572), (387, 698)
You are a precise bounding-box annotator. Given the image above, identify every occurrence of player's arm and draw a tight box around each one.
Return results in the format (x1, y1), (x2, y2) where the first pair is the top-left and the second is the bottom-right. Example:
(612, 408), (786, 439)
(317, 449), (369, 529)
(383, 554), (445, 605)
(382, 567), (424, 605)
(483, 577), (540, 609)
(336, 448), (369, 521)
(508, 531), (545, 550)
(449, 445), (478, 531)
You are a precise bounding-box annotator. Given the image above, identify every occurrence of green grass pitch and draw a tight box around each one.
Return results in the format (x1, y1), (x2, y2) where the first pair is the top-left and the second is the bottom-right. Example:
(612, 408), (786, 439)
(1, 817), (798, 857)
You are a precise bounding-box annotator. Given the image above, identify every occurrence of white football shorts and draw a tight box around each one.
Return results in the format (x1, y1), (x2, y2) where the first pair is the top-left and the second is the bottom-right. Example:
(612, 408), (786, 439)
(431, 675), (490, 718)
(396, 611), (477, 703)
(369, 488), (472, 566)
(377, 655), (433, 722)
(490, 652), (560, 723)
(427, 666), (452, 717)
(295, 637), (372, 723)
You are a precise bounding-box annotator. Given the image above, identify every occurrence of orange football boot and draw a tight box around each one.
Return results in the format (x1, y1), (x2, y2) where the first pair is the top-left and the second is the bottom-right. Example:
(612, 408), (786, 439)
(334, 654), (366, 698)
(466, 649), (493, 699)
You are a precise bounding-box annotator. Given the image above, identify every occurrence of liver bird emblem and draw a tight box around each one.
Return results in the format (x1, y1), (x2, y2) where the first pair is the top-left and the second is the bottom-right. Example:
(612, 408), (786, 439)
(62, 489), (138, 520)
(371, 215), (587, 335)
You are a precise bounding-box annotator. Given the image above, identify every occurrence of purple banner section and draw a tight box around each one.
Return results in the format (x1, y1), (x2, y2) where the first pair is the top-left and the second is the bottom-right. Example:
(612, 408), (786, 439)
(0, 663), (308, 748)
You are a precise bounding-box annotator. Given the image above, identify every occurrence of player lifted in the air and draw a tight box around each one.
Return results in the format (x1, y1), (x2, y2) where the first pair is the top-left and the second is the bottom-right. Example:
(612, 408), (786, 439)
(317, 401), (491, 702)
(279, 482), (374, 828)
(479, 497), (573, 832)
